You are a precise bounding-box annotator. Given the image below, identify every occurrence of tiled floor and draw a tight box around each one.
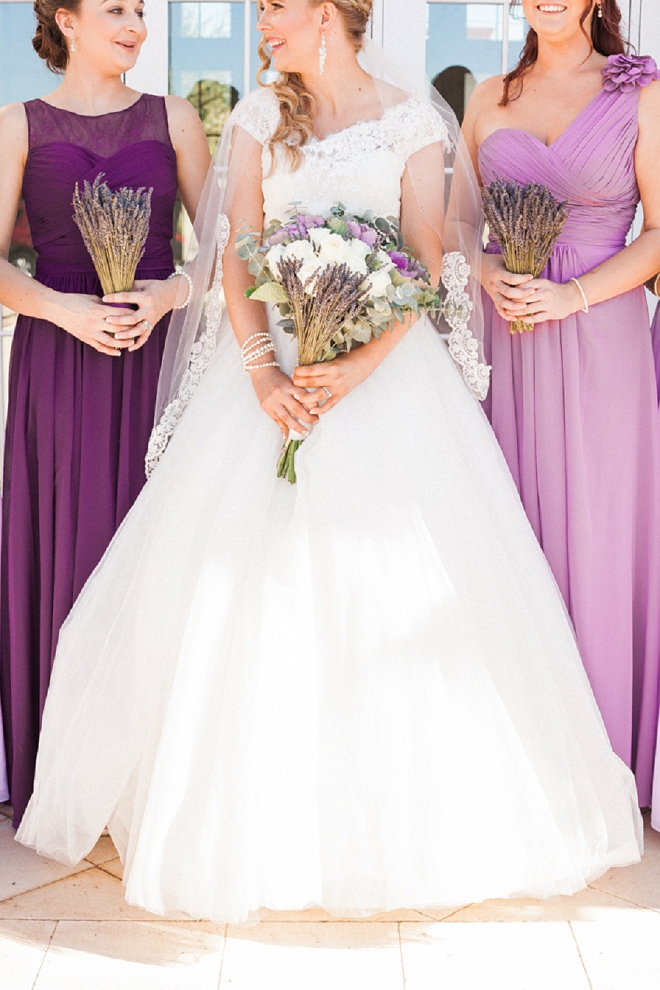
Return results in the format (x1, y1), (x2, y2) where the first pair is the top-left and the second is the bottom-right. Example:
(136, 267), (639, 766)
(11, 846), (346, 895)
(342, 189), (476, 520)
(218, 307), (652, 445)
(1, 800), (659, 990)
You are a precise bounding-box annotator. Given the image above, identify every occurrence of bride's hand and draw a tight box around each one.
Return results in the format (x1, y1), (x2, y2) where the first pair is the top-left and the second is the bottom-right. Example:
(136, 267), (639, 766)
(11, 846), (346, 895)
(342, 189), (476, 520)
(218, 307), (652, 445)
(292, 351), (370, 414)
(481, 253), (536, 322)
(249, 366), (320, 438)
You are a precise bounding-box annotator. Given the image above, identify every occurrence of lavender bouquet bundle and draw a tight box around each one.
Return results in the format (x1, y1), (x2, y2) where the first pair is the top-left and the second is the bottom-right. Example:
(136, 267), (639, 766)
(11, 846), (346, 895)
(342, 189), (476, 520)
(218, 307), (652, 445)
(238, 205), (441, 483)
(72, 173), (153, 296)
(481, 178), (569, 334)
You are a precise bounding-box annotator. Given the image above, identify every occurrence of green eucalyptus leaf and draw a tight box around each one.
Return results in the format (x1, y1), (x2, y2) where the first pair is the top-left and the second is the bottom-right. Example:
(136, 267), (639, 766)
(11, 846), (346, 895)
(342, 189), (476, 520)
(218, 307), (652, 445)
(249, 282), (290, 303)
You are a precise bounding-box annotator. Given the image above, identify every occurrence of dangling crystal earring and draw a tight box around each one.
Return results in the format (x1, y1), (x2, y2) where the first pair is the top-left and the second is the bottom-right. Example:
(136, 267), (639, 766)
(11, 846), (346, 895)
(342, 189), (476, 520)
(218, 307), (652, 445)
(70, 36), (76, 52)
(319, 33), (327, 76)
(597, 1), (603, 17)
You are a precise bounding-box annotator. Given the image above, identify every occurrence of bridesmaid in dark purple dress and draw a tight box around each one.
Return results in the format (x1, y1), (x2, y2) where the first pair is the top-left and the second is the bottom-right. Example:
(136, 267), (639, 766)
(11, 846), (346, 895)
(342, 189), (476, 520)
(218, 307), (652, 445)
(0, 0), (210, 826)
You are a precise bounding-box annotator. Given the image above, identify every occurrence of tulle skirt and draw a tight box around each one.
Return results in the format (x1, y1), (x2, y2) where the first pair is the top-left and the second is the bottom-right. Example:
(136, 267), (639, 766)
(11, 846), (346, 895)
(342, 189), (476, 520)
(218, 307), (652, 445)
(17, 313), (642, 922)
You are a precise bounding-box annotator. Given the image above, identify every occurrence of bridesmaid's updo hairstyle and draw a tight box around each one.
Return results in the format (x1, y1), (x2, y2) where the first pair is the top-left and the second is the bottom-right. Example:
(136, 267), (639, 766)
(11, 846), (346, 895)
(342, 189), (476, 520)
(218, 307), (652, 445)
(33, 0), (81, 73)
(500, 0), (626, 106)
(258, 0), (373, 171)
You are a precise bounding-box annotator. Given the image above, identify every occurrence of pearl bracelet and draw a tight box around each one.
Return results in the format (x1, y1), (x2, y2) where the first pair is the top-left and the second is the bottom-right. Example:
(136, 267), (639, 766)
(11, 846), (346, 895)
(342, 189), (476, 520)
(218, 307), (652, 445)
(570, 277), (589, 314)
(241, 332), (280, 373)
(167, 268), (194, 310)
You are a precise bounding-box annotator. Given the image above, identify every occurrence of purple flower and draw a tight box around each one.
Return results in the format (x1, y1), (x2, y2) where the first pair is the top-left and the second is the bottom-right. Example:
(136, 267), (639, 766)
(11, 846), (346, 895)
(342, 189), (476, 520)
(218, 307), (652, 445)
(390, 251), (409, 272)
(601, 54), (659, 93)
(359, 228), (379, 248)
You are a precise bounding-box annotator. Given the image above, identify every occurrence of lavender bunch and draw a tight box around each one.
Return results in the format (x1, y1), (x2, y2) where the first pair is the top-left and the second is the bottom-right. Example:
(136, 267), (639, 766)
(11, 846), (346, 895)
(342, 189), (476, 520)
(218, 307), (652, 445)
(482, 179), (569, 334)
(72, 173), (153, 296)
(275, 257), (368, 483)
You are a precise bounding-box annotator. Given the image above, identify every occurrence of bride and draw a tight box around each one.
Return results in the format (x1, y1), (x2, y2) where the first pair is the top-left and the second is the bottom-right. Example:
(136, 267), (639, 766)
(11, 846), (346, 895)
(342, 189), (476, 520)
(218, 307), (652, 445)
(18, 0), (642, 922)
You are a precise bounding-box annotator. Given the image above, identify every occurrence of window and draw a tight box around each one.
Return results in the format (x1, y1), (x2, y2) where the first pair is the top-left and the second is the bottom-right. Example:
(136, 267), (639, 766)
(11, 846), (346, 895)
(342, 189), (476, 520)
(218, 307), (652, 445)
(426, 0), (528, 124)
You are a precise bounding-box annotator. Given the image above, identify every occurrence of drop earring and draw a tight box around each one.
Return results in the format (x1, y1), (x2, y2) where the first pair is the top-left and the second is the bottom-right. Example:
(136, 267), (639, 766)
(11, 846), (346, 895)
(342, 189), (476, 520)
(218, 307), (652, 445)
(319, 33), (327, 76)
(597, 1), (603, 17)
(70, 36), (76, 52)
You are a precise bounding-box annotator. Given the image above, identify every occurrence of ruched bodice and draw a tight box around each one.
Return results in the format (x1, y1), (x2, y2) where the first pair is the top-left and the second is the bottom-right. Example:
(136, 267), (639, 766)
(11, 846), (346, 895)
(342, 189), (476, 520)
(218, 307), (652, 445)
(479, 84), (642, 263)
(23, 96), (177, 277)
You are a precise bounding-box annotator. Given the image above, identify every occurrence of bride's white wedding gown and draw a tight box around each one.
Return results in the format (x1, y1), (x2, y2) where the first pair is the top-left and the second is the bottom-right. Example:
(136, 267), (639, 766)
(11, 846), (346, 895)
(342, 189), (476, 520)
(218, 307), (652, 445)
(18, 88), (642, 922)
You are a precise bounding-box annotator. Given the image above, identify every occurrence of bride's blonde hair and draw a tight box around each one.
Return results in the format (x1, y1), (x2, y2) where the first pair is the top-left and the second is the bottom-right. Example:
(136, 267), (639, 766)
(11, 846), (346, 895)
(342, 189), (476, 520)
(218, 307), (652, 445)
(258, 0), (373, 170)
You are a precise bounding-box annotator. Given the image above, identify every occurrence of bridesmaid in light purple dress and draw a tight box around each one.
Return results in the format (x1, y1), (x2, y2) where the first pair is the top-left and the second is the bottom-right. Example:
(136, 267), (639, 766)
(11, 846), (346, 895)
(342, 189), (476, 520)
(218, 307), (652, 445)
(463, 0), (660, 809)
(0, 0), (210, 827)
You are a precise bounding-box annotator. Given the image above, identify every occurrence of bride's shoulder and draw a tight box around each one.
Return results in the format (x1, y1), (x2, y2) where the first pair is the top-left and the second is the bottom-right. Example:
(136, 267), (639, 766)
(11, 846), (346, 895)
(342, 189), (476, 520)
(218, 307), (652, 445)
(384, 94), (452, 156)
(229, 86), (280, 145)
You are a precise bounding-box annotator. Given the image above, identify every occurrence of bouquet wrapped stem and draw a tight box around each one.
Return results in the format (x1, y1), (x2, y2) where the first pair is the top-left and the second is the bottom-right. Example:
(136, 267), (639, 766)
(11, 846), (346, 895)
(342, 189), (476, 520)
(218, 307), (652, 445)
(481, 179), (569, 334)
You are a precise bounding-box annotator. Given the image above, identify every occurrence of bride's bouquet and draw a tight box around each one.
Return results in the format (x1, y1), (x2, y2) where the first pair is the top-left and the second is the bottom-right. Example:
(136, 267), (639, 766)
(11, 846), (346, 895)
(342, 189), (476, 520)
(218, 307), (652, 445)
(238, 205), (441, 483)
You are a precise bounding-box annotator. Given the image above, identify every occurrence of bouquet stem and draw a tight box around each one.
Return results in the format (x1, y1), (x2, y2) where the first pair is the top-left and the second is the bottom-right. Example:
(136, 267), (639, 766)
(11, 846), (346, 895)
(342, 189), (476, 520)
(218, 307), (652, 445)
(510, 316), (534, 335)
(277, 438), (304, 484)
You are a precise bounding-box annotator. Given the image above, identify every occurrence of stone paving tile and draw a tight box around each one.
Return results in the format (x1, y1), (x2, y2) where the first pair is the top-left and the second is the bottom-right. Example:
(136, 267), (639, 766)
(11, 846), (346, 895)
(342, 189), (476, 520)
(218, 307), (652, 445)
(571, 909), (660, 990)
(221, 922), (404, 990)
(443, 884), (651, 923)
(0, 802), (13, 819)
(0, 920), (56, 990)
(97, 857), (123, 881)
(590, 819), (660, 912)
(0, 819), (91, 904)
(83, 836), (118, 867)
(33, 921), (226, 990)
(0, 867), (157, 922)
(399, 920), (591, 990)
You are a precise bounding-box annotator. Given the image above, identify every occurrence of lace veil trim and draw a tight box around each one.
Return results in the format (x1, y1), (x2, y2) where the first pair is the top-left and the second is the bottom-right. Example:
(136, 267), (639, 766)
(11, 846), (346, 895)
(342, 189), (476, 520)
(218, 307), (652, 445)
(145, 214), (231, 478)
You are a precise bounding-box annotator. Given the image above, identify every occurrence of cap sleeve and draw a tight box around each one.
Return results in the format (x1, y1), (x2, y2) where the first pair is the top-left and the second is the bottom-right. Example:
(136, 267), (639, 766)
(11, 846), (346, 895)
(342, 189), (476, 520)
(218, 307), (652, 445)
(229, 87), (280, 146)
(394, 98), (451, 161)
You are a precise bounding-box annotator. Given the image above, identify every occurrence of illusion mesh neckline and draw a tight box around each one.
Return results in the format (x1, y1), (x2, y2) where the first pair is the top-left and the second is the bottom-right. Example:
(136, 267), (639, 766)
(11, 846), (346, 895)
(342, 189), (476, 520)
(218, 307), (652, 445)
(36, 93), (146, 120)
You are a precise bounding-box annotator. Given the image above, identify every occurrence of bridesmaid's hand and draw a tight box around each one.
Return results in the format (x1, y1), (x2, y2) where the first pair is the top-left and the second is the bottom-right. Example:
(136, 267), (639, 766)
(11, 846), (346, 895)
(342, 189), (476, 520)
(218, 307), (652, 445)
(54, 293), (134, 357)
(249, 366), (320, 439)
(481, 254), (536, 322)
(519, 278), (585, 325)
(102, 278), (179, 352)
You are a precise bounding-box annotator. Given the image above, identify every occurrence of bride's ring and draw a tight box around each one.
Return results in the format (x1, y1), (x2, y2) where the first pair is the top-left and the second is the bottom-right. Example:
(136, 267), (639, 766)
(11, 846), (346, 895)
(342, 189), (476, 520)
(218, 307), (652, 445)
(323, 387), (332, 400)
(142, 320), (152, 332)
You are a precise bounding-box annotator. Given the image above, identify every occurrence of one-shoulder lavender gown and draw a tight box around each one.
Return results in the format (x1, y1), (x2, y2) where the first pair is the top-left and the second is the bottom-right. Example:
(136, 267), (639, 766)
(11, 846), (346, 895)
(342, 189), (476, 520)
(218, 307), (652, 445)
(0, 95), (177, 826)
(480, 55), (660, 808)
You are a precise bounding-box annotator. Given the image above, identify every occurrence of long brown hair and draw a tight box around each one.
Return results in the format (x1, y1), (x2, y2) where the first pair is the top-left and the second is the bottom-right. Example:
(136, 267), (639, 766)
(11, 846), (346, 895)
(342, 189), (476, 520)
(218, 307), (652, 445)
(500, 0), (626, 106)
(258, 0), (373, 171)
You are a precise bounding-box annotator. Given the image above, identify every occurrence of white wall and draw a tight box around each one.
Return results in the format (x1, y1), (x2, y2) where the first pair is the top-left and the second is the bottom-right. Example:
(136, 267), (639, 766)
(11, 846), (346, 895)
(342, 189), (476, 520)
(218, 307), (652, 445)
(125, 0), (169, 96)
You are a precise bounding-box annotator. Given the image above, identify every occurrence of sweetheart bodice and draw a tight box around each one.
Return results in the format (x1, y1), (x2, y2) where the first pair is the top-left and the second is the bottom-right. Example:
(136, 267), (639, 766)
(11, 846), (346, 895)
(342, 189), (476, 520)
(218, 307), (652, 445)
(23, 96), (178, 277)
(478, 56), (659, 261)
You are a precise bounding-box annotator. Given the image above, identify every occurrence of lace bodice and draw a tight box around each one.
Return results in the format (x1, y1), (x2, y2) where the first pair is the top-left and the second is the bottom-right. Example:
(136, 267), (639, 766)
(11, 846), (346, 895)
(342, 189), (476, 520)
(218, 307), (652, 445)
(232, 87), (450, 224)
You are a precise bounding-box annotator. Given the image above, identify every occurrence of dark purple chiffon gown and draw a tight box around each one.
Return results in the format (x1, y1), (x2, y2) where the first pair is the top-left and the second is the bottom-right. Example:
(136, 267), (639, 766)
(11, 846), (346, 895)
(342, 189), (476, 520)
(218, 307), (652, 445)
(0, 95), (177, 827)
(481, 56), (660, 807)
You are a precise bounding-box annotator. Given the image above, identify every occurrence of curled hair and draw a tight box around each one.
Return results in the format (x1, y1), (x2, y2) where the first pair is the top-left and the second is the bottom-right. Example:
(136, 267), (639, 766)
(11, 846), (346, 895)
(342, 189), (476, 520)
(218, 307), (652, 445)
(32, 0), (81, 74)
(258, 0), (373, 171)
(500, 0), (626, 107)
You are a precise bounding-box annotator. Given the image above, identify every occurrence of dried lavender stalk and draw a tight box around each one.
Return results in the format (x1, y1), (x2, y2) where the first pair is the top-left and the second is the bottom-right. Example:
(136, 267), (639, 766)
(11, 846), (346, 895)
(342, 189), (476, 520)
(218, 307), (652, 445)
(72, 173), (153, 296)
(482, 179), (569, 334)
(275, 257), (368, 482)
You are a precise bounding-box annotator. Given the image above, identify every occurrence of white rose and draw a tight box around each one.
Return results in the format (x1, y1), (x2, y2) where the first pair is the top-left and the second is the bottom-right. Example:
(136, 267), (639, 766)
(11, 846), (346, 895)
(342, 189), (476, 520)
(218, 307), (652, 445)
(283, 239), (315, 264)
(348, 239), (372, 262)
(344, 254), (368, 277)
(266, 243), (286, 276)
(375, 250), (395, 271)
(309, 228), (333, 249)
(317, 233), (351, 265)
(298, 259), (324, 292)
(366, 268), (393, 298)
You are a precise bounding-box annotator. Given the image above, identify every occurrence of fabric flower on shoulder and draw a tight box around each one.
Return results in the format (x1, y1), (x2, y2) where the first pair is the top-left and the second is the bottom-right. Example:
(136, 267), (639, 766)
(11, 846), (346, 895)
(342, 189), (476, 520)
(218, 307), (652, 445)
(601, 54), (660, 93)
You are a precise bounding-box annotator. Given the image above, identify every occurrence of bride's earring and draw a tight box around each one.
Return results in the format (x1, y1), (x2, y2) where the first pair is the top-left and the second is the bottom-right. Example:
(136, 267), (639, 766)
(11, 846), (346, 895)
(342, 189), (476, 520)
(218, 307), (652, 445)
(596, 1), (603, 17)
(319, 32), (327, 76)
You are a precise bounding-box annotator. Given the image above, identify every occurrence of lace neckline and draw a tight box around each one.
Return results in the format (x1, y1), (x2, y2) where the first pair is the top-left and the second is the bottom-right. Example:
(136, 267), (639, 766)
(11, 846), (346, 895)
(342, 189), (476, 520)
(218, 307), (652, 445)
(309, 96), (415, 145)
(36, 93), (146, 119)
